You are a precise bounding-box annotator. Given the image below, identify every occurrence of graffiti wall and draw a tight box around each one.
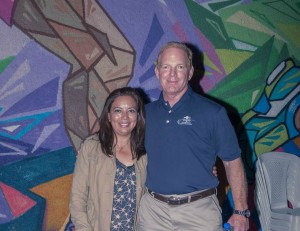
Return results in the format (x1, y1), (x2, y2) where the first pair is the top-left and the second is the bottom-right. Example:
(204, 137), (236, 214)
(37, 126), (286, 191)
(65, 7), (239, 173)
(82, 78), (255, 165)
(0, 0), (299, 230)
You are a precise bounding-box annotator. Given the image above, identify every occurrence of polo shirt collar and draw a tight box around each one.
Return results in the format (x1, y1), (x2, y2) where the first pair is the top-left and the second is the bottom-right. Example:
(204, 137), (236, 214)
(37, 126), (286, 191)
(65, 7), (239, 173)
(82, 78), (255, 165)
(158, 86), (193, 109)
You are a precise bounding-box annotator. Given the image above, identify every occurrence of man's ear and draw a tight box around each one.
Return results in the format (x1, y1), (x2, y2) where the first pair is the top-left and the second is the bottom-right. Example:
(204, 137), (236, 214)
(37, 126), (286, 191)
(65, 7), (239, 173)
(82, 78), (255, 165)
(154, 66), (160, 79)
(188, 66), (194, 80)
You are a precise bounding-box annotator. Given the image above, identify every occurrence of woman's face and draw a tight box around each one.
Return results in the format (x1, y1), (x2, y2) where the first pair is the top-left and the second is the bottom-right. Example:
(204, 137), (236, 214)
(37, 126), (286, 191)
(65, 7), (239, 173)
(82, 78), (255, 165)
(108, 95), (138, 138)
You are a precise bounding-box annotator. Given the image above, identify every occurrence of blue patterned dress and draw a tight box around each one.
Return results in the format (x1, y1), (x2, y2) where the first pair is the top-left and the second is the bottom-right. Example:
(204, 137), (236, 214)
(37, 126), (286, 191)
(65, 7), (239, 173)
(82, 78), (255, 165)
(110, 159), (136, 230)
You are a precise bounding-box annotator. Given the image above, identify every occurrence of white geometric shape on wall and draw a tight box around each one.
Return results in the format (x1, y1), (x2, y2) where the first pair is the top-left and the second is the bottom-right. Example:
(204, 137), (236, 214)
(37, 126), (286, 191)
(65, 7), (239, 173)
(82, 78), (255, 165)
(0, 141), (27, 156)
(31, 123), (60, 153)
(2, 125), (21, 133)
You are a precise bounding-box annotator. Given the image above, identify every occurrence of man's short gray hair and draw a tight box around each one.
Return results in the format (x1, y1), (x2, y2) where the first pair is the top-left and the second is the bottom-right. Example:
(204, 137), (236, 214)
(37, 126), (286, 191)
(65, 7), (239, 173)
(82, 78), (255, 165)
(155, 41), (193, 68)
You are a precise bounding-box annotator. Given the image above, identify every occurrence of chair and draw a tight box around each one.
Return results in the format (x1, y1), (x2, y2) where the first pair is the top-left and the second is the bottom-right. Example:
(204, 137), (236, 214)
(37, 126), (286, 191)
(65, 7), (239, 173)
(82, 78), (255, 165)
(254, 151), (300, 231)
(255, 158), (271, 231)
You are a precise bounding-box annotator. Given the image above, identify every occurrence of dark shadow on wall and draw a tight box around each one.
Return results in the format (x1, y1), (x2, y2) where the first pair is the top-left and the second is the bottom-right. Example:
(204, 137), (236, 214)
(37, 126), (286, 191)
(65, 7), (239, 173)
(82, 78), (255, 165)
(186, 43), (205, 95)
(136, 87), (151, 105)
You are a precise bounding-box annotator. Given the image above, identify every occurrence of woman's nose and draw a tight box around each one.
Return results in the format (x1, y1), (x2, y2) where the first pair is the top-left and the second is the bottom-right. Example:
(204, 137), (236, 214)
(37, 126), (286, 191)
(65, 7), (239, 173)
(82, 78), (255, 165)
(121, 111), (129, 119)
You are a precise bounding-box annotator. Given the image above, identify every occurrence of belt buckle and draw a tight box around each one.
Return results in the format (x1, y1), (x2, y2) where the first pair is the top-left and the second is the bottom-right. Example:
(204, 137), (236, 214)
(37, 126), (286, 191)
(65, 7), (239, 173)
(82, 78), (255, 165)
(167, 196), (182, 205)
(149, 190), (156, 198)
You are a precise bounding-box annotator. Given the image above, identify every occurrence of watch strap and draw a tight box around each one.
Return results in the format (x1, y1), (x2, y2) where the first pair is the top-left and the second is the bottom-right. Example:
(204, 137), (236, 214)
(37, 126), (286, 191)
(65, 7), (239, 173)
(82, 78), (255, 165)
(233, 209), (251, 218)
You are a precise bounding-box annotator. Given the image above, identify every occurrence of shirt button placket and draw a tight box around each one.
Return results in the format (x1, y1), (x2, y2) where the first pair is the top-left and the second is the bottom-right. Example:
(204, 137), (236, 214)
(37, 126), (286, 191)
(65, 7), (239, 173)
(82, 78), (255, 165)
(166, 110), (171, 123)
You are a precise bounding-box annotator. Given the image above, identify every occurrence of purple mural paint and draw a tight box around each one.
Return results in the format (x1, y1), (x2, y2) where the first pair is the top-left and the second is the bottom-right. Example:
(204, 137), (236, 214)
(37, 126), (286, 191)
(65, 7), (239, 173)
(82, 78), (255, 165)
(0, 0), (16, 25)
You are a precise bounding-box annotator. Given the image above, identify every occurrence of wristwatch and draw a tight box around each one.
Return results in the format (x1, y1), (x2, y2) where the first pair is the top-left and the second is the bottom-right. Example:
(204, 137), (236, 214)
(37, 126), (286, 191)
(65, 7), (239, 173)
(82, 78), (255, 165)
(233, 209), (251, 218)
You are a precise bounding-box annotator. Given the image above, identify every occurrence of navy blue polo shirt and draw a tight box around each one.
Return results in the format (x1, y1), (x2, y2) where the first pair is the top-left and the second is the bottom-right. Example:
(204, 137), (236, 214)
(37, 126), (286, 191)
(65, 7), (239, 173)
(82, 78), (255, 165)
(145, 87), (241, 194)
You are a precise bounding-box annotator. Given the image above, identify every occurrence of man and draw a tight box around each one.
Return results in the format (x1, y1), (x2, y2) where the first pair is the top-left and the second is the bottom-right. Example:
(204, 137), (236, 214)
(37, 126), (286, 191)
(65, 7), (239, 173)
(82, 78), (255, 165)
(137, 42), (249, 231)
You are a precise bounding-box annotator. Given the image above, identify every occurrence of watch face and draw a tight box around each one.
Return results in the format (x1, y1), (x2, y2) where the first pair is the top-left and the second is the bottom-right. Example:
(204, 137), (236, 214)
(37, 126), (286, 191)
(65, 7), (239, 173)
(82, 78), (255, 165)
(244, 209), (251, 218)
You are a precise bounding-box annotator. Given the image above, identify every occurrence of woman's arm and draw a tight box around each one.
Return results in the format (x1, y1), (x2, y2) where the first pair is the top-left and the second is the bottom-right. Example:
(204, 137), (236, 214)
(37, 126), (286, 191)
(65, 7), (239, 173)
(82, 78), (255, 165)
(70, 141), (93, 231)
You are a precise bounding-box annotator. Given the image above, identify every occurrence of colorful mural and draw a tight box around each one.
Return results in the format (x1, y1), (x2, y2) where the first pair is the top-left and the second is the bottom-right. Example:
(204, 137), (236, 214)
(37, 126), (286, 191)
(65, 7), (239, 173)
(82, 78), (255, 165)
(0, 0), (299, 230)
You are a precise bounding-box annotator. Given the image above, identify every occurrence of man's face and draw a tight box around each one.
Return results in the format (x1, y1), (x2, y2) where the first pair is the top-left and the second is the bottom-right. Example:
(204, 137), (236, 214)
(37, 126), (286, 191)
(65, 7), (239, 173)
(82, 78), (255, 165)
(155, 47), (194, 100)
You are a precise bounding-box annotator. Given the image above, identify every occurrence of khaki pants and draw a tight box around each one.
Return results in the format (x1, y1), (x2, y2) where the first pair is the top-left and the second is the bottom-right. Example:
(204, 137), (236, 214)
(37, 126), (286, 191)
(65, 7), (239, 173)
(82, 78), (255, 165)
(137, 190), (223, 231)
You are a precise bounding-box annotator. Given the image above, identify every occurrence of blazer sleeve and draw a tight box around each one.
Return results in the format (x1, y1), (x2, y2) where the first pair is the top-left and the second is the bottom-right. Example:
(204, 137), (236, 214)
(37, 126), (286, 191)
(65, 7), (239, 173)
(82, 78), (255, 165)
(69, 140), (93, 231)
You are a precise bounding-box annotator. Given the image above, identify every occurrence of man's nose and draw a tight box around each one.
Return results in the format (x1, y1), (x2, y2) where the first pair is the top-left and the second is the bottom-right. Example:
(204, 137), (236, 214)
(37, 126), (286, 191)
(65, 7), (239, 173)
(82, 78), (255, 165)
(170, 67), (176, 76)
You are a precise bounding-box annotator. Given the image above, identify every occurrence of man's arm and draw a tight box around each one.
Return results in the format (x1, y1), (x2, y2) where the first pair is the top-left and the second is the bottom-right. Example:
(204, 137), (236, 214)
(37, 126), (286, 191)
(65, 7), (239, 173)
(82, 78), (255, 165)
(223, 157), (249, 231)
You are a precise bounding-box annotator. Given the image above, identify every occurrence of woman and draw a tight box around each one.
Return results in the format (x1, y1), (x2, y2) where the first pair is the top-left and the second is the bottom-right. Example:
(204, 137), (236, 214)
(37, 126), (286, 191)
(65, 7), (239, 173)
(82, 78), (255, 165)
(70, 87), (147, 231)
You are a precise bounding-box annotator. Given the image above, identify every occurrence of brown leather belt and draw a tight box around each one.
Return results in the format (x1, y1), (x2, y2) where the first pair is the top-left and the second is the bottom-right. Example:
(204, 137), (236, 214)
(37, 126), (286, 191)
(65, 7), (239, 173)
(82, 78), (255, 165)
(147, 188), (215, 205)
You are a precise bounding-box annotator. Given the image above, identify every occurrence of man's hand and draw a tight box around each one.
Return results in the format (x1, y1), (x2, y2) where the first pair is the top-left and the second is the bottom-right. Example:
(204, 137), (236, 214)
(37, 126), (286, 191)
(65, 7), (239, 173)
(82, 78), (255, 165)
(212, 165), (218, 177)
(227, 214), (249, 231)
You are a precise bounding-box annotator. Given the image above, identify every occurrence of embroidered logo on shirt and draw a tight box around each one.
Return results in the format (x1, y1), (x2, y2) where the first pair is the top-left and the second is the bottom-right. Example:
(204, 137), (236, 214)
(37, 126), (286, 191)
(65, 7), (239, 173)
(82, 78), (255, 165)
(177, 116), (193, 125)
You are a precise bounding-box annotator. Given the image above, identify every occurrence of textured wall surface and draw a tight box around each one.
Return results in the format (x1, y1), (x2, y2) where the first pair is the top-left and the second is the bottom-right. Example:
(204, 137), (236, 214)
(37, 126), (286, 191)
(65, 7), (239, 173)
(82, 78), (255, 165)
(0, 0), (299, 230)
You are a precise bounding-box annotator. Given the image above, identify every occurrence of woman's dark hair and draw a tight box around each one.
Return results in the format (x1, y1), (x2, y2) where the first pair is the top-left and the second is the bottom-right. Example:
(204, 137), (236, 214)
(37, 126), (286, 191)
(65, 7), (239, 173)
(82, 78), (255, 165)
(98, 87), (146, 160)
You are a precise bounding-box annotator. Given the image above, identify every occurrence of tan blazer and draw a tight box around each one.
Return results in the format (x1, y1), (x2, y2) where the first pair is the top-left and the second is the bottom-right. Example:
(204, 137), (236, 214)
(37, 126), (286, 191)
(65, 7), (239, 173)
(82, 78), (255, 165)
(70, 135), (147, 231)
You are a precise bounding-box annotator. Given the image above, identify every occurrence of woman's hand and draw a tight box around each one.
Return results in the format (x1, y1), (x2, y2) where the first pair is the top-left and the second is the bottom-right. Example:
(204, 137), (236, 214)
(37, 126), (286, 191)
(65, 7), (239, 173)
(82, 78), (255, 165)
(213, 166), (218, 177)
